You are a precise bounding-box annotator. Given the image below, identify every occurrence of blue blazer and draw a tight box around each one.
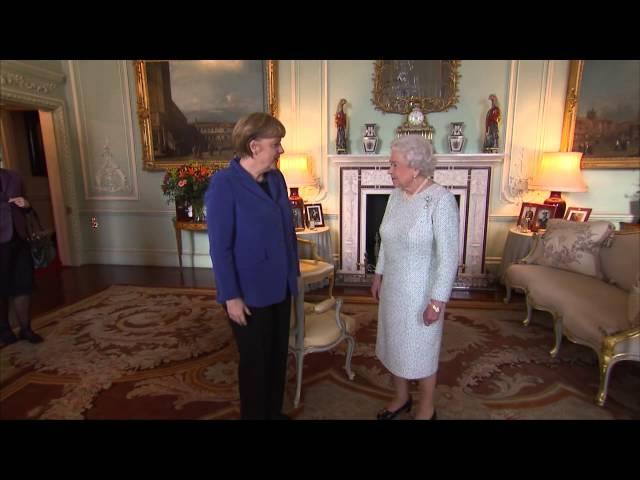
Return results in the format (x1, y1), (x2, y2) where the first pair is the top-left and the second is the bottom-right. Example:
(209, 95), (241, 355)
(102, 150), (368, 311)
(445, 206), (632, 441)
(205, 158), (300, 307)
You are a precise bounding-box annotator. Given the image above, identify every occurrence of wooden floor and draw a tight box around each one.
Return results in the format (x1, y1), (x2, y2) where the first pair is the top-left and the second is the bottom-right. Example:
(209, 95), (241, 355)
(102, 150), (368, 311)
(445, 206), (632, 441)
(31, 264), (525, 317)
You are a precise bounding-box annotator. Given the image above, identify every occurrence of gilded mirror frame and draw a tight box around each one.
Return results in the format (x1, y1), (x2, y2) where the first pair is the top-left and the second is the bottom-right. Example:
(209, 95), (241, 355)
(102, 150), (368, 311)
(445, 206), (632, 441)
(560, 60), (639, 169)
(371, 60), (461, 114)
(134, 60), (278, 171)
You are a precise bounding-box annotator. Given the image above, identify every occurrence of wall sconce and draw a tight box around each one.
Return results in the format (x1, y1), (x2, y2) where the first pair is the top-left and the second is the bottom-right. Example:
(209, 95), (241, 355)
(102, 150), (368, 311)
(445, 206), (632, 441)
(529, 152), (588, 218)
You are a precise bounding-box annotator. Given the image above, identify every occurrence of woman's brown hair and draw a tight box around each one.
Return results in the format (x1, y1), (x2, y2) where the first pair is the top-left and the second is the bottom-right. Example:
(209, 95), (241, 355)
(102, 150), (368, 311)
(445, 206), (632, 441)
(232, 112), (286, 158)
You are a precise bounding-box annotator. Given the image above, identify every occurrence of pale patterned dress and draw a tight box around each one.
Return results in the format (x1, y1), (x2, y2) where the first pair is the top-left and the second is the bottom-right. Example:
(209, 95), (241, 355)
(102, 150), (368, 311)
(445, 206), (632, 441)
(375, 183), (459, 379)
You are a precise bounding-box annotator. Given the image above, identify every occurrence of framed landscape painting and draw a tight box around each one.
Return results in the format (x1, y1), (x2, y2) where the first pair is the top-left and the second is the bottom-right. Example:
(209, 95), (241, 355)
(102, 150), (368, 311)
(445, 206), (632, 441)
(134, 60), (278, 171)
(561, 60), (640, 169)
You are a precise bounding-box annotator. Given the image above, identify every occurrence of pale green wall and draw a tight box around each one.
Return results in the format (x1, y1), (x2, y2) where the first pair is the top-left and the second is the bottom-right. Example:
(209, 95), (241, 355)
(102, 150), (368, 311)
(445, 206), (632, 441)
(10, 60), (638, 271)
(279, 60), (638, 275)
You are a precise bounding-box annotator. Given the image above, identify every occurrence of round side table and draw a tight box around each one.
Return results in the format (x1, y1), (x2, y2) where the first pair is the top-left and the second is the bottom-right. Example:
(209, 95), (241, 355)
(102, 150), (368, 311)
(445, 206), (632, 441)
(296, 226), (333, 263)
(499, 227), (536, 284)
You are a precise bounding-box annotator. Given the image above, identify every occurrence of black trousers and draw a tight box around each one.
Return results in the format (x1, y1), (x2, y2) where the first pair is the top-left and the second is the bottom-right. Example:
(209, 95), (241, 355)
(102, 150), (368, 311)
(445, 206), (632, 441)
(227, 295), (291, 420)
(0, 233), (34, 298)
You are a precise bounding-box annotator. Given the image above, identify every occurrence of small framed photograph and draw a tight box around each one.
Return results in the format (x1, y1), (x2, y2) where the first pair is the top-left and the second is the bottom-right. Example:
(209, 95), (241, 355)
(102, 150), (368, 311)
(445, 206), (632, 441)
(292, 206), (306, 231)
(564, 206), (592, 223)
(305, 203), (325, 228)
(516, 202), (539, 232)
(532, 204), (557, 232)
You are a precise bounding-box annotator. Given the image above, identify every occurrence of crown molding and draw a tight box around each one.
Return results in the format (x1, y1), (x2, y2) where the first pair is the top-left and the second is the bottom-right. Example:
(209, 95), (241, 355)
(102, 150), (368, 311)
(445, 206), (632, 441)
(0, 60), (66, 96)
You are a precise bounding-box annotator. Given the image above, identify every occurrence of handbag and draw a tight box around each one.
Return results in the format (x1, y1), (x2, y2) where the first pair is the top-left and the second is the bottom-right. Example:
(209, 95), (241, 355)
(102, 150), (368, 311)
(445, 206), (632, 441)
(24, 208), (57, 269)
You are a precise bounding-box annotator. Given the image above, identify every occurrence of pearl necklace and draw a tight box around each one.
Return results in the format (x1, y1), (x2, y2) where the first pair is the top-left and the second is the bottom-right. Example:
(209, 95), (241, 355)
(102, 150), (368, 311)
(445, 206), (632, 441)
(403, 177), (431, 200)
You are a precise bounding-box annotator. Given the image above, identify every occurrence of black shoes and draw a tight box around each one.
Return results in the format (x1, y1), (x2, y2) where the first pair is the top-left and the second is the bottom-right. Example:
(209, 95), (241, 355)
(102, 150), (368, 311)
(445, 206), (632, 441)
(1, 328), (44, 345)
(17, 329), (44, 344)
(376, 397), (413, 420)
(0, 329), (19, 346)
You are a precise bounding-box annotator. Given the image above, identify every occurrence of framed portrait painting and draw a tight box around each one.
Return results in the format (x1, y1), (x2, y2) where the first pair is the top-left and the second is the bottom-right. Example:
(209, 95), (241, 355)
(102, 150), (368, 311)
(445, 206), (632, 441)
(564, 206), (592, 223)
(305, 203), (325, 228)
(134, 60), (278, 171)
(561, 60), (640, 169)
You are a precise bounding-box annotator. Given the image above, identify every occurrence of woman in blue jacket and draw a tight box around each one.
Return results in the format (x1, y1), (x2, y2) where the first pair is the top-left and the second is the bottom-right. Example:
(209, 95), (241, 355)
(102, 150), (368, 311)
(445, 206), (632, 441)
(206, 113), (299, 420)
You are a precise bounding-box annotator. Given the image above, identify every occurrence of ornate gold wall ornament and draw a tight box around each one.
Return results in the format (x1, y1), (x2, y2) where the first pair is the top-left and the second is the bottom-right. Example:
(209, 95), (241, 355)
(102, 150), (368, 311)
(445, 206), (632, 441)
(371, 60), (461, 114)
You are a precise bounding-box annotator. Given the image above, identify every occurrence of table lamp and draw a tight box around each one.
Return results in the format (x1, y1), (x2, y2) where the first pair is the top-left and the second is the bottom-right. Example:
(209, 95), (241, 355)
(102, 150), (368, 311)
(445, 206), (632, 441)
(529, 152), (588, 218)
(278, 153), (316, 229)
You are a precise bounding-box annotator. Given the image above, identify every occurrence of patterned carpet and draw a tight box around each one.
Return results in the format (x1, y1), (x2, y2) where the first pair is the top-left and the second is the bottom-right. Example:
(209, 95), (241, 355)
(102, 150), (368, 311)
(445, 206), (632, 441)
(1, 285), (638, 420)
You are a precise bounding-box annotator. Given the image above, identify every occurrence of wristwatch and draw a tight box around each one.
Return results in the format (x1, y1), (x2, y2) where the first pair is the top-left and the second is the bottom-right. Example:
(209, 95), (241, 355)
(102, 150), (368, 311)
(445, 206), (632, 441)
(430, 303), (440, 313)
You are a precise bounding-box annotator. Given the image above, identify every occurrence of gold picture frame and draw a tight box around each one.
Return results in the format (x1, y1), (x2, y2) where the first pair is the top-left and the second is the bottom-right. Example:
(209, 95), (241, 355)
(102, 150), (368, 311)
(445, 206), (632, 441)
(371, 60), (461, 114)
(560, 60), (640, 169)
(134, 60), (278, 171)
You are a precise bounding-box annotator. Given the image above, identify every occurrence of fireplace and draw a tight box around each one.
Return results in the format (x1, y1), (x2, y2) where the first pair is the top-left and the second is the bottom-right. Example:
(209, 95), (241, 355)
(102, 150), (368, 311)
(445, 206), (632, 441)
(333, 154), (497, 289)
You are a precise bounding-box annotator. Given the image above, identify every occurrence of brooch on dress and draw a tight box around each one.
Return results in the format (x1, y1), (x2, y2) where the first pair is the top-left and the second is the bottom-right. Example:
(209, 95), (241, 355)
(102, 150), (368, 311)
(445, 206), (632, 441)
(423, 195), (433, 209)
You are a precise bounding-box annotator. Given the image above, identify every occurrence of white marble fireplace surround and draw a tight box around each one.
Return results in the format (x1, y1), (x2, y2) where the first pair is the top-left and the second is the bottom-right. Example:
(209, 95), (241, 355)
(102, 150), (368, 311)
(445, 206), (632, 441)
(331, 154), (502, 285)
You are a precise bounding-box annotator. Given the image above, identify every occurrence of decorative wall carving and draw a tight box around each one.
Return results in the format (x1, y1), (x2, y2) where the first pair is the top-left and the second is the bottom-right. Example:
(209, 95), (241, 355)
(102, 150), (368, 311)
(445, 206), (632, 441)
(0, 72), (57, 95)
(94, 141), (129, 193)
(68, 60), (138, 200)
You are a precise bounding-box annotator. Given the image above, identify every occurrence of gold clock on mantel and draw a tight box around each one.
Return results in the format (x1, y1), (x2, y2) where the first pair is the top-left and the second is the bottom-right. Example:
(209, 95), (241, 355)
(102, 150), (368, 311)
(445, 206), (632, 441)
(395, 101), (434, 142)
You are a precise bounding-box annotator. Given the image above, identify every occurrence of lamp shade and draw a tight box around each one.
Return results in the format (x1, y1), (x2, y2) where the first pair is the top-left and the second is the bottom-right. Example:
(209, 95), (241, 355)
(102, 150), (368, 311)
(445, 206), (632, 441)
(529, 152), (588, 192)
(278, 154), (316, 187)
(529, 152), (588, 219)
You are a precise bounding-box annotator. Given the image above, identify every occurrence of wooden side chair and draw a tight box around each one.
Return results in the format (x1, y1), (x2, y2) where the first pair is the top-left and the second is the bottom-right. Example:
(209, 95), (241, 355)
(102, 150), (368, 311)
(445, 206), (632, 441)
(288, 238), (355, 408)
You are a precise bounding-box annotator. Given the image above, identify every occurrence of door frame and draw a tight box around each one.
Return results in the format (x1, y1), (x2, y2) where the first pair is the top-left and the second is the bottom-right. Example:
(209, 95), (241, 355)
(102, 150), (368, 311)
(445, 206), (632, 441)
(0, 61), (83, 265)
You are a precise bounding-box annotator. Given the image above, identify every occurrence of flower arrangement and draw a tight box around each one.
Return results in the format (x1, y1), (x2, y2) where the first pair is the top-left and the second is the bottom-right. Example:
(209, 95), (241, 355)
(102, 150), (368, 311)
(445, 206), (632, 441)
(161, 162), (217, 204)
(161, 162), (217, 222)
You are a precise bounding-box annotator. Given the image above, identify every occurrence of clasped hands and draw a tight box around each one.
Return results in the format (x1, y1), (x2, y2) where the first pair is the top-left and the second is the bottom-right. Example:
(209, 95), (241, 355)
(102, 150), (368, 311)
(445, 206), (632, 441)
(8, 197), (30, 208)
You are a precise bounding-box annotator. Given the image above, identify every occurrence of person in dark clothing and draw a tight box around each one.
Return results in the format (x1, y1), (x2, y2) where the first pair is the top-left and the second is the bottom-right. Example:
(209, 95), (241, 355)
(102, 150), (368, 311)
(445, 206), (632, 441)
(205, 113), (299, 419)
(0, 168), (44, 346)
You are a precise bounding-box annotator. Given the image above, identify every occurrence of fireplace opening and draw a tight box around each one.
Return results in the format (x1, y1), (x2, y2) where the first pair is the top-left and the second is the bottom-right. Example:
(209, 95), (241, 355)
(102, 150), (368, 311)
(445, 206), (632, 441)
(365, 194), (389, 272)
(364, 193), (461, 273)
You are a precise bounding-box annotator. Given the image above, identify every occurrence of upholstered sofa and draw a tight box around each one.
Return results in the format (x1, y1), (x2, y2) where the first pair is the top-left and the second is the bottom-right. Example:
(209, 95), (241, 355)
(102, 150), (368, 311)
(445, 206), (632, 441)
(504, 219), (640, 406)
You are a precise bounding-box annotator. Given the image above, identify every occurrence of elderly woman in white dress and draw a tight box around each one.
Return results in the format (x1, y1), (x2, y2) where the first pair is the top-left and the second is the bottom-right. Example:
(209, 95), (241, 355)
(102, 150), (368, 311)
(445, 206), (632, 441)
(371, 135), (459, 420)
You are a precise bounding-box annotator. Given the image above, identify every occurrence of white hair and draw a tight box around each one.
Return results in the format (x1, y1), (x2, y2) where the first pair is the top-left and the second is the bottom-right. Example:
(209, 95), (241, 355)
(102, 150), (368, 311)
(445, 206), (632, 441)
(390, 135), (435, 178)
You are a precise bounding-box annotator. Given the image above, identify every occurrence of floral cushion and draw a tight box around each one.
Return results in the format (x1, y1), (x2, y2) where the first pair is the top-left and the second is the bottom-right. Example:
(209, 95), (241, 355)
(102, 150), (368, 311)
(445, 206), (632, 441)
(521, 219), (614, 279)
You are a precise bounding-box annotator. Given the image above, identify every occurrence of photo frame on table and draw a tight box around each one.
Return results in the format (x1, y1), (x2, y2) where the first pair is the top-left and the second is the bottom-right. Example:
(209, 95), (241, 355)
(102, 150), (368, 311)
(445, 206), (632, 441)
(305, 203), (325, 228)
(292, 206), (305, 231)
(516, 202), (540, 232)
(532, 204), (557, 232)
(564, 206), (592, 223)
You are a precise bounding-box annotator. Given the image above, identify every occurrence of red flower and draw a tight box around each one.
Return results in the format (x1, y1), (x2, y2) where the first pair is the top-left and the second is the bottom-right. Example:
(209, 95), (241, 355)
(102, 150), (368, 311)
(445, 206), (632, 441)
(161, 161), (218, 205)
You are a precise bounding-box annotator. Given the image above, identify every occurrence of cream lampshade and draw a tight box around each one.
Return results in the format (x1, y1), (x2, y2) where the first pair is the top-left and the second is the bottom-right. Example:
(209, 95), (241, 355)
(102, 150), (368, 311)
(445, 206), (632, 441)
(529, 152), (588, 218)
(278, 154), (316, 189)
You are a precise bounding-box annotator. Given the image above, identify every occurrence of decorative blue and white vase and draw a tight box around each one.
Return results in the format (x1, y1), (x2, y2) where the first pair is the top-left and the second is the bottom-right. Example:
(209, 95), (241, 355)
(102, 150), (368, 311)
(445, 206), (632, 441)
(363, 123), (379, 154)
(448, 122), (466, 153)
